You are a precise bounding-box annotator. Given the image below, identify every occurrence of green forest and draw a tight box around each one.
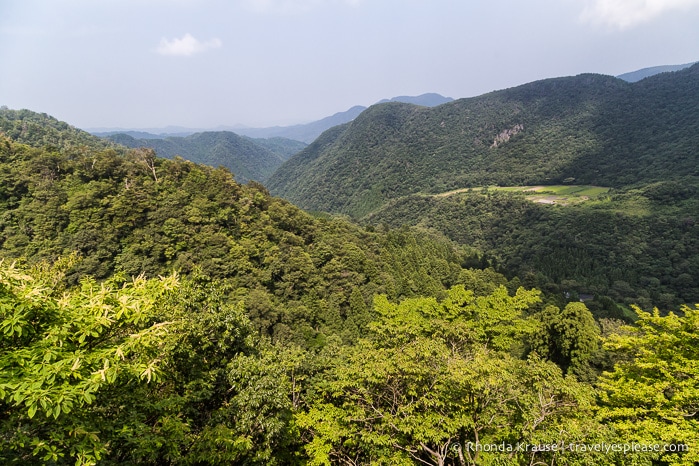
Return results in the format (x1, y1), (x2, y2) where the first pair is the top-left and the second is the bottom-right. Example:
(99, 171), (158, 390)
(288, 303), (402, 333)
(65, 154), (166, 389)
(1, 86), (698, 466)
(108, 132), (305, 184)
(366, 183), (699, 318)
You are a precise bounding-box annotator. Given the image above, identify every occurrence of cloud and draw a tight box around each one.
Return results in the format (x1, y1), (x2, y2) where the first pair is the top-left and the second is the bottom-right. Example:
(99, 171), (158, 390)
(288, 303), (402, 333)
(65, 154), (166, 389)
(241, 0), (361, 14)
(580, 0), (699, 29)
(156, 33), (222, 56)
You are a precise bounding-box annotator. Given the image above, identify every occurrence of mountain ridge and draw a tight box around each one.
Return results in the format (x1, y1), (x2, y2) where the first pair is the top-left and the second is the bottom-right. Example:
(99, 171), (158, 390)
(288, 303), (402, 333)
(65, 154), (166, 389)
(107, 131), (306, 183)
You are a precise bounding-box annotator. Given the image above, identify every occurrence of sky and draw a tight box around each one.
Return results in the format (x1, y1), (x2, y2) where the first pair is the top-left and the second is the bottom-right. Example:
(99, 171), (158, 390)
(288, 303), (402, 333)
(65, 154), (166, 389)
(1, 0), (698, 130)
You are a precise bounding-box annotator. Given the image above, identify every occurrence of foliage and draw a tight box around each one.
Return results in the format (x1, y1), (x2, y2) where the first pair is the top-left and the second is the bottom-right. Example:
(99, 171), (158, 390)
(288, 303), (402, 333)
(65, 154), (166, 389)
(0, 259), (180, 464)
(297, 286), (600, 466)
(108, 131), (303, 183)
(597, 305), (699, 465)
(1, 104), (696, 465)
(0, 260), (296, 465)
(532, 302), (600, 379)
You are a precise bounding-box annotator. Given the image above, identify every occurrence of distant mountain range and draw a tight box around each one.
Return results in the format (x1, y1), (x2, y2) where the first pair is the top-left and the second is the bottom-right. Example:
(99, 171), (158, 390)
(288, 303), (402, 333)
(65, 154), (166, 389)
(616, 62), (697, 82)
(81, 63), (696, 146)
(88, 93), (453, 144)
(230, 106), (368, 143)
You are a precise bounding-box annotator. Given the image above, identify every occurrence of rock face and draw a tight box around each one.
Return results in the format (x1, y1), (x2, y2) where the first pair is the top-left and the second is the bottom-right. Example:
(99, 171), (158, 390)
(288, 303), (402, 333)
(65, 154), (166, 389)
(491, 124), (524, 148)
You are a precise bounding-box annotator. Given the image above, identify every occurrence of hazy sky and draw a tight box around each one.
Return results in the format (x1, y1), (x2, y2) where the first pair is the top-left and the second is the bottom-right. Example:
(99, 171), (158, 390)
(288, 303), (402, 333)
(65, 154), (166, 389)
(1, 0), (698, 129)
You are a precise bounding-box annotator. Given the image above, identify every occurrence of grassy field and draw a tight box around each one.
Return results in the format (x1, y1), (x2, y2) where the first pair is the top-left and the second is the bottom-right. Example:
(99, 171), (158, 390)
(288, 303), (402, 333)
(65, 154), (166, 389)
(435, 185), (611, 205)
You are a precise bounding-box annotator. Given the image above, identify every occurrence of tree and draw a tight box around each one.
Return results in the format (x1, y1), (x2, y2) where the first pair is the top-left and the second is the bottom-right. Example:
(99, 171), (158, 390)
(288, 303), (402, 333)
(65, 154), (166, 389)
(0, 259), (180, 465)
(597, 305), (699, 465)
(130, 148), (159, 182)
(297, 286), (597, 466)
(533, 302), (600, 379)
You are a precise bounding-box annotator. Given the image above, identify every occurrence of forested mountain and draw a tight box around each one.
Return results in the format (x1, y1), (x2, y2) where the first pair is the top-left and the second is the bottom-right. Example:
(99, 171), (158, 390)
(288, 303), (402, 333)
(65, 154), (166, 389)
(107, 131), (305, 183)
(0, 107), (111, 151)
(268, 64), (699, 217)
(1, 109), (698, 465)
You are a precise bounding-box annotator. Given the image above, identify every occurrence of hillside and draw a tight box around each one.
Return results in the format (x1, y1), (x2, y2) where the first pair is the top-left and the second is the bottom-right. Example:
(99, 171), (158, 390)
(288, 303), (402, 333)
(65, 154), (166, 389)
(268, 64), (699, 218)
(365, 183), (699, 312)
(0, 107), (112, 151)
(0, 115), (492, 344)
(107, 131), (305, 183)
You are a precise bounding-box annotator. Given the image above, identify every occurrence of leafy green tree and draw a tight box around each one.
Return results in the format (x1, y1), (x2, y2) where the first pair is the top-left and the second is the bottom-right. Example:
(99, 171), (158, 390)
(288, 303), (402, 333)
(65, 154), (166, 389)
(297, 286), (597, 466)
(0, 259), (180, 465)
(533, 302), (600, 379)
(597, 305), (699, 465)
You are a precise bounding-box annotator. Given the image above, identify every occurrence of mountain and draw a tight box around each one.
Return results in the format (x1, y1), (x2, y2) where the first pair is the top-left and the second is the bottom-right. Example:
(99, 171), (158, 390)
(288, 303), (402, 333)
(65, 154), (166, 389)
(86, 94), (452, 145)
(92, 130), (179, 140)
(377, 93), (454, 106)
(107, 131), (306, 183)
(617, 62), (696, 82)
(86, 125), (203, 136)
(0, 107), (112, 151)
(268, 64), (699, 218)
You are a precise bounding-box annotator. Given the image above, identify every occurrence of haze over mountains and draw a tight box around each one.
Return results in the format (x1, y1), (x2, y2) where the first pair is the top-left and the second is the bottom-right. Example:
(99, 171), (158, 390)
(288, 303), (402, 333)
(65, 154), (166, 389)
(84, 61), (690, 143)
(89, 93), (453, 144)
(616, 61), (697, 83)
(91, 93), (452, 182)
(81, 63), (692, 183)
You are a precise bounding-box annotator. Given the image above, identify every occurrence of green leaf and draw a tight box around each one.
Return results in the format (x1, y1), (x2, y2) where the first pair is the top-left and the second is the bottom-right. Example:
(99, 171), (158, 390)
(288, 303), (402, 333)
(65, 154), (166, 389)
(27, 403), (37, 419)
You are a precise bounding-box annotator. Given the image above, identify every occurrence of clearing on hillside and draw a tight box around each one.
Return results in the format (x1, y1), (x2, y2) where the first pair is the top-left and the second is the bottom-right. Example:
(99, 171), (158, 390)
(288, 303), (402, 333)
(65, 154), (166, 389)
(434, 185), (610, 205)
